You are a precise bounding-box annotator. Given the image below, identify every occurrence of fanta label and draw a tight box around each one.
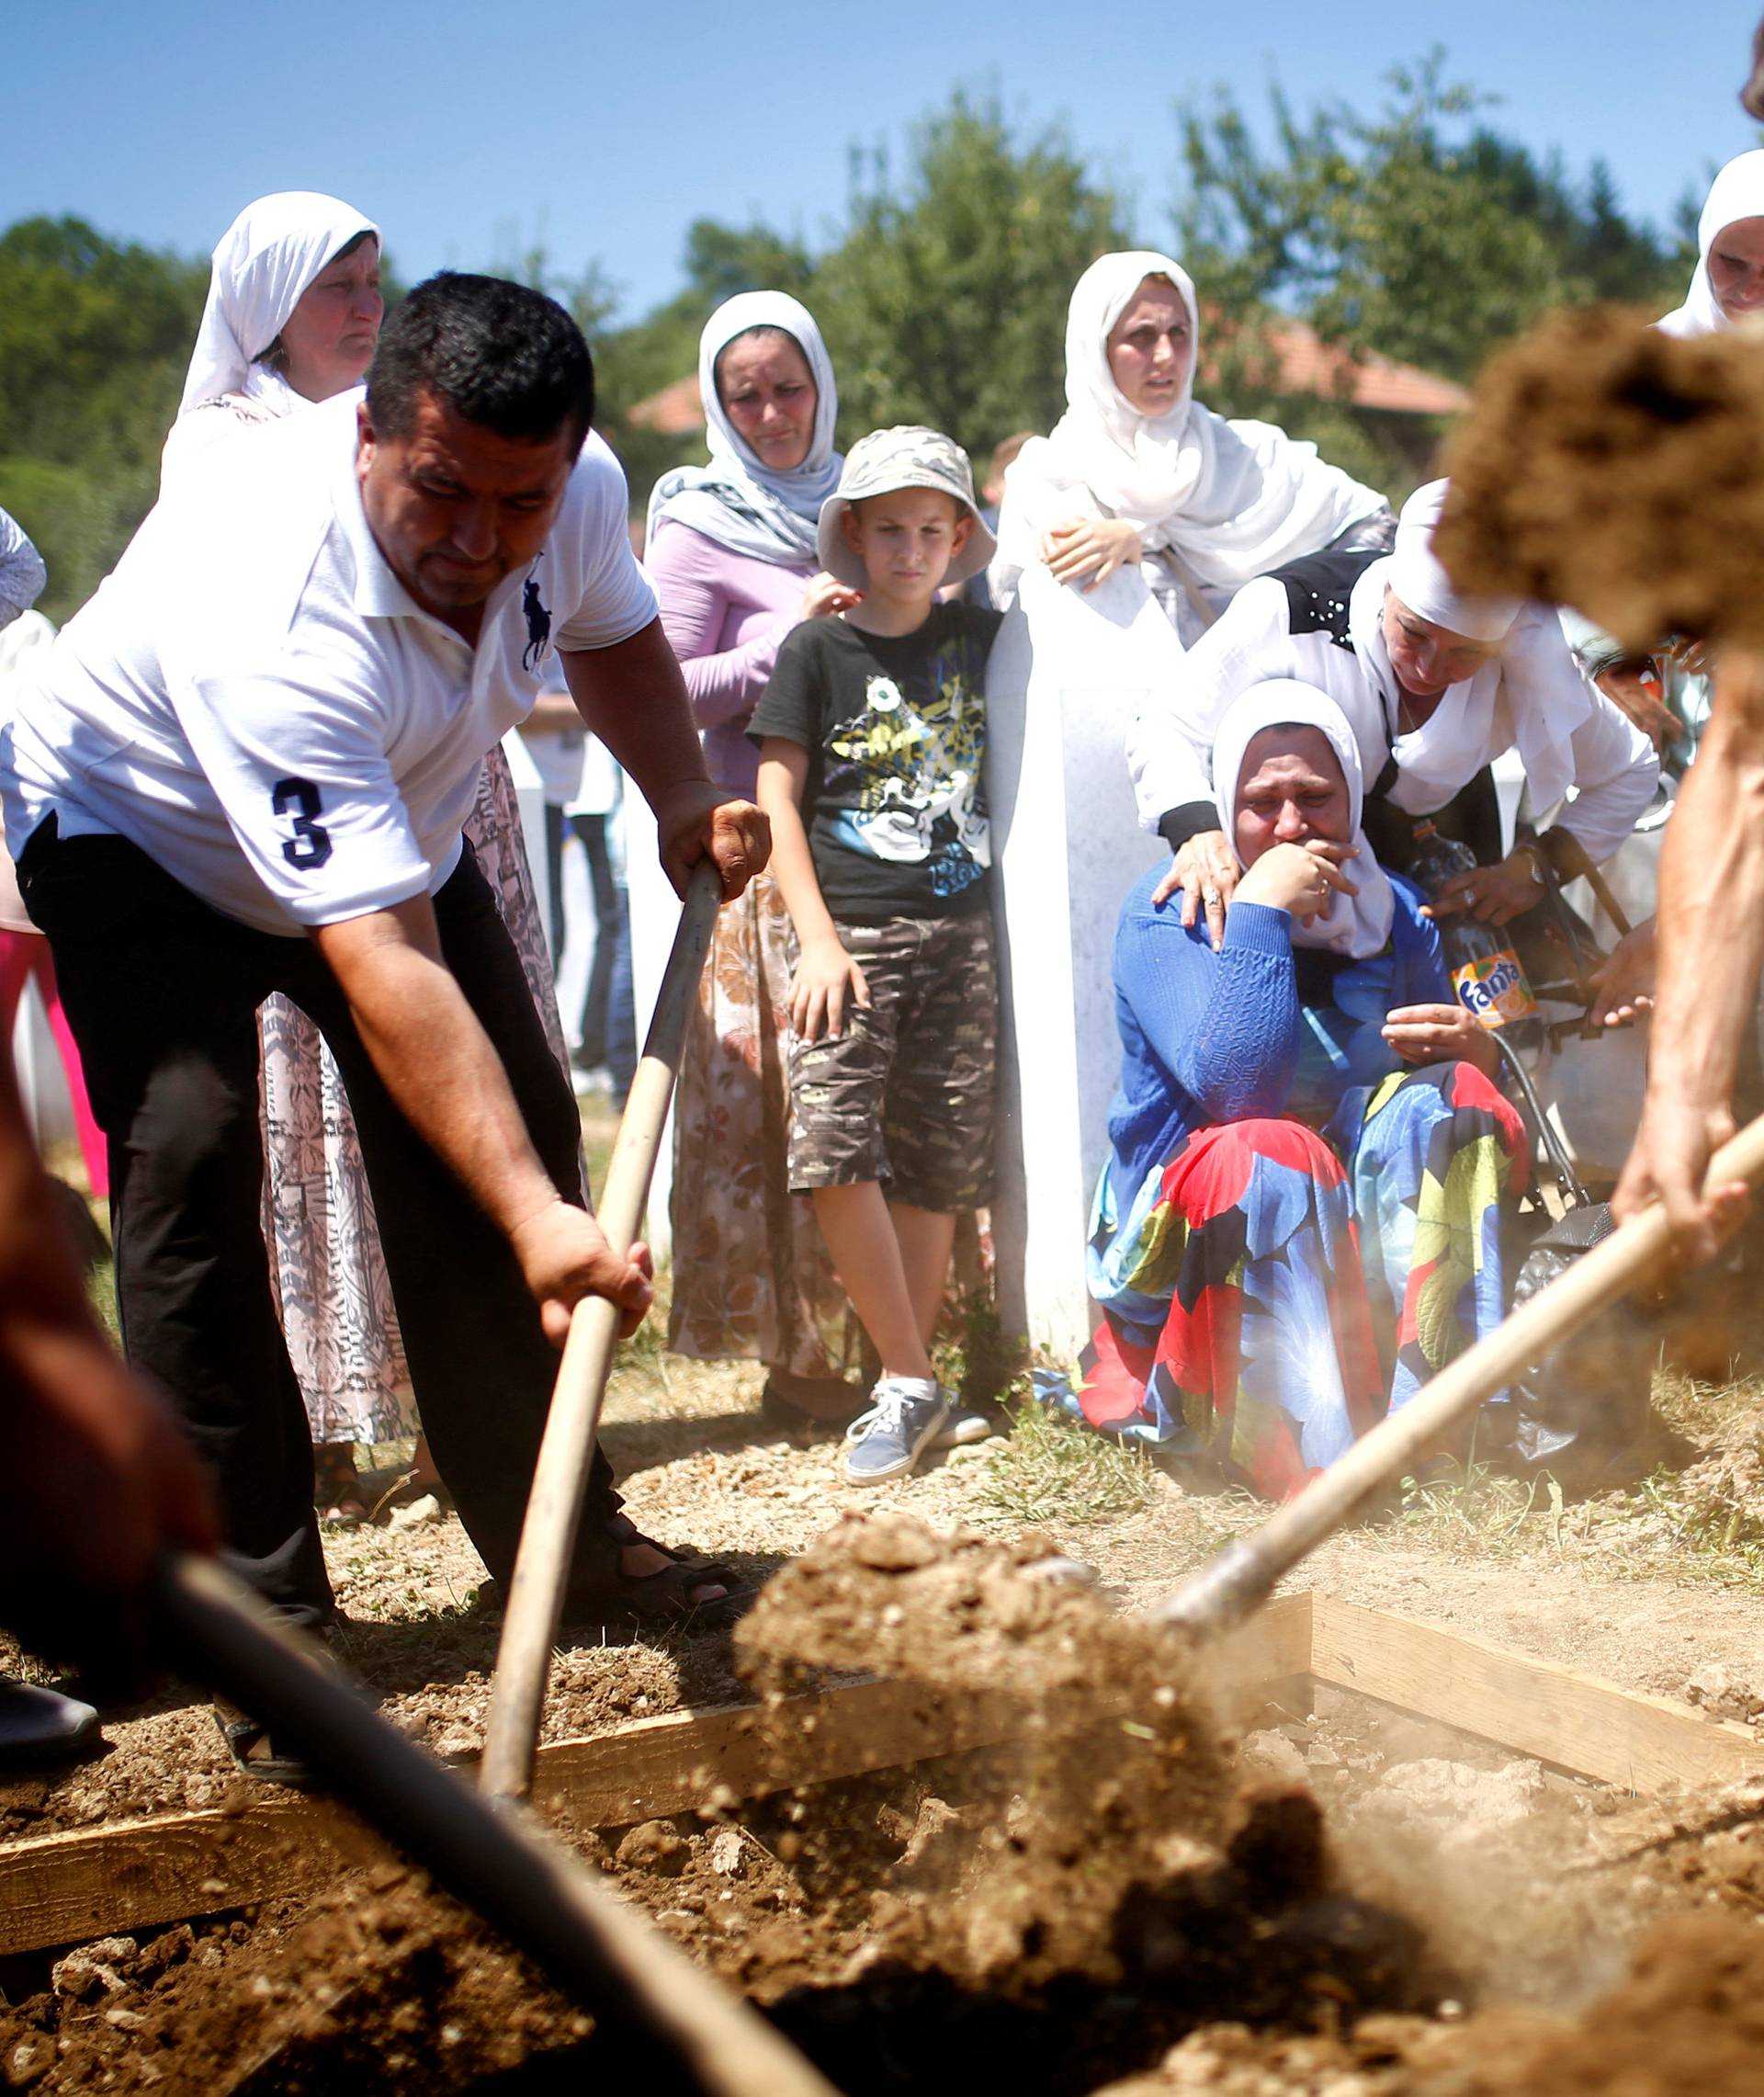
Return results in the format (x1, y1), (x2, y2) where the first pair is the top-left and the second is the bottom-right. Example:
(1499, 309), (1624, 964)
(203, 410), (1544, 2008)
(1450, 949), (1538, 1029)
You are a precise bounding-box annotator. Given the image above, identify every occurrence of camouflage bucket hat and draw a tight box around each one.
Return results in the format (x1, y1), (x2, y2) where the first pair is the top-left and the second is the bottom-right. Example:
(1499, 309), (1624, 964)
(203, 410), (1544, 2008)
(817, 425), (998, 590)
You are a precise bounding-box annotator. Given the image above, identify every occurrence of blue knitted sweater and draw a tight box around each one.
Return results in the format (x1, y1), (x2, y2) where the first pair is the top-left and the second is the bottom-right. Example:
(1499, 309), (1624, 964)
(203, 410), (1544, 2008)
(1104, 865), (1450, 1199)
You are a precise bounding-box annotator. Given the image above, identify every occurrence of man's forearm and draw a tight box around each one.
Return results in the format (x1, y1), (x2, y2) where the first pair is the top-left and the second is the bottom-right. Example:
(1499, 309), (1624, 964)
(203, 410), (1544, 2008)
(559, 620), (711, 813)
(313, 902), (562, 1241)
(1646, 658), (1764, 1118)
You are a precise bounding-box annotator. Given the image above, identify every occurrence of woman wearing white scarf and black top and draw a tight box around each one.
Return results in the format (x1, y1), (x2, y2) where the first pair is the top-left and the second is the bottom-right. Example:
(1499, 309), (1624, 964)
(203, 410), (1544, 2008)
(1128, 479), (1659, 951)
(645, 293), (864, 1423)
(989, 250), (1393, 643)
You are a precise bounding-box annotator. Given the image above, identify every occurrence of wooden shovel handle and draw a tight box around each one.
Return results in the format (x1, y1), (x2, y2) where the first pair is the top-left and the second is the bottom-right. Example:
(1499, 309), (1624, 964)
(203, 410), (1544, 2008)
(480, 860), (722, 1806)
(1161, 1109), (1764, 1638)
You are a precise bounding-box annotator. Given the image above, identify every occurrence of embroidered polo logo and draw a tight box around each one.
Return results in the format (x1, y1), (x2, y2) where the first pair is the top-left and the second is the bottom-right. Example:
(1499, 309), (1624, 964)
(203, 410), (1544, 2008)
(522, 572), (551, 672)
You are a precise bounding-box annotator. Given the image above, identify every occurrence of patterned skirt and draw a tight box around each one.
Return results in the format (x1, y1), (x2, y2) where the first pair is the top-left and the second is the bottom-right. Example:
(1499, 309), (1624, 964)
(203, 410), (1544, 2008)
(260, 743), (572, 1445)
(666, 867), (856, 1379)
(1063, 1061), (1527, 1500)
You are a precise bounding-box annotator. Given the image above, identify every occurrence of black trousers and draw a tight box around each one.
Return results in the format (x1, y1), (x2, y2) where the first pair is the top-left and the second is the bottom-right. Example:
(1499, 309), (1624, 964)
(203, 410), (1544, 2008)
(18, 821), (619, 1628)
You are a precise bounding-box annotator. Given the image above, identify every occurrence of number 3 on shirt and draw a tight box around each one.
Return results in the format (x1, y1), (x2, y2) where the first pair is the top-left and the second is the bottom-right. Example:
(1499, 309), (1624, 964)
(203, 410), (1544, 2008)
(271, 777), (334, 870)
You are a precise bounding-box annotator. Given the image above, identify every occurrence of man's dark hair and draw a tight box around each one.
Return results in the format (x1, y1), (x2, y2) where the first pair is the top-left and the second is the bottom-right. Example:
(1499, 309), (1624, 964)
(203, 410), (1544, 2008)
(367, 272), (595, 446)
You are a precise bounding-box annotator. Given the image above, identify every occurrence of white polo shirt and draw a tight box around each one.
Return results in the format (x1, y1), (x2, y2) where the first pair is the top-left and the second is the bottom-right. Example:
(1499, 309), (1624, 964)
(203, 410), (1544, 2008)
(1, 391), (656, 935)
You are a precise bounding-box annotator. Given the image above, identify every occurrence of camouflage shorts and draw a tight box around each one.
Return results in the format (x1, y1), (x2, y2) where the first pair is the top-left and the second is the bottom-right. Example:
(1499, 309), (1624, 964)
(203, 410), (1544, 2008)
(787, 912), (997, 1210)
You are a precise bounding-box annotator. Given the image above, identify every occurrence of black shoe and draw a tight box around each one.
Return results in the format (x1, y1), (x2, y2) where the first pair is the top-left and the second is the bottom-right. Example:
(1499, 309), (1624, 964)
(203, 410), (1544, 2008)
(0, 1679), (100, 1769)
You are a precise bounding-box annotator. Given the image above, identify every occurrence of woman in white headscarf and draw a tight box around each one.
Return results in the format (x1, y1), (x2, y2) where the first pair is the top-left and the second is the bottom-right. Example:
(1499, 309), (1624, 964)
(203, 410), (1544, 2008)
(990, 251), (1393, 643)
(645, 292), (864, 1421)
(1563, 153), (1764, 779)
(167, 194), (575, 1523)
(1659, 150), (1764, 338)
(161, 192), (384, 491)
(1053, 682), (1527, 1498)
(1581, 152), (1764, 782)
(1128, 479), (1657, 950)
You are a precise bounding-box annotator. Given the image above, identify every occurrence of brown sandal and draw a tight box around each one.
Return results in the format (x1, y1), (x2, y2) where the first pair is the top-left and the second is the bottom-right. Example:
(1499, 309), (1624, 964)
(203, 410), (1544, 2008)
(312, 1443), (369, 1528)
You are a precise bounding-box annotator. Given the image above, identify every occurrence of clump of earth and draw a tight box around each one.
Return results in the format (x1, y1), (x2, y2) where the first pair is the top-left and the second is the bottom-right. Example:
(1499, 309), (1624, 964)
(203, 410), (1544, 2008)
(1435, 304), (1764, 650)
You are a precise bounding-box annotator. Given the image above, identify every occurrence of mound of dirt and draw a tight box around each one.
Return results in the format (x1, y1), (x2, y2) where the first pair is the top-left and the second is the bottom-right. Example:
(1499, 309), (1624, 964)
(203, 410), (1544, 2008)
(1434, 305), (1764, 650)
(721, 1514), (1438, 2089)
(0, 1868), (593, 2095)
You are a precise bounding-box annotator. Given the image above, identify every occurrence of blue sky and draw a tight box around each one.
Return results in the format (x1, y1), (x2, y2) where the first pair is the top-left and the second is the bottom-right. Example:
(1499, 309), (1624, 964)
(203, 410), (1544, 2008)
(7, 1), (1759, 324)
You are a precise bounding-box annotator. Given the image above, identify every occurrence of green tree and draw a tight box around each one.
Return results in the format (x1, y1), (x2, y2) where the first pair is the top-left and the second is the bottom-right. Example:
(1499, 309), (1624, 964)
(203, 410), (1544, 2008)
(1173, 54), (1689, 388)
(0, 217), (207, 619)
(811, 94), (1126, 458)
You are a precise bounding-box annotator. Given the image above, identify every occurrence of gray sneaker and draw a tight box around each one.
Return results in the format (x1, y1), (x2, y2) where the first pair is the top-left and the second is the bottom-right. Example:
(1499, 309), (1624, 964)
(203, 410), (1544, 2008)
(843, 1377), (953, 1485)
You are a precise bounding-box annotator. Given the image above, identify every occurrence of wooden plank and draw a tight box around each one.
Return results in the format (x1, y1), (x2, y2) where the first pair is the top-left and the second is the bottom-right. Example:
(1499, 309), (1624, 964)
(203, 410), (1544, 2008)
(526, 1594), (1316, 1825)
(40, 1585), (1752, 1959)
(0, 1672), (1042, 1958)
(0, 1602), (1310, 1959)
(1207, 1590), (1313, 1698)
(0, 1797), (383, 1959)
(1308, 1593), (1764, 1795)
(528, 1675), (1022, 1824)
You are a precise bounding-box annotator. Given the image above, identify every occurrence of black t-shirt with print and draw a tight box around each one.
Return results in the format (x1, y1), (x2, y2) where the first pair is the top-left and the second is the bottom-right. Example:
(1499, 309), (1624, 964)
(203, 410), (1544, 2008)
(749, 602), (1001, 922)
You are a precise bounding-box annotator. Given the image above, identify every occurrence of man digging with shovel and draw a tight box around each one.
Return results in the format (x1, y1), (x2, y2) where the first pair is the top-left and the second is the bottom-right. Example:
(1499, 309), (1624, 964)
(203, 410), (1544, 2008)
(0, 273), (769, 1782)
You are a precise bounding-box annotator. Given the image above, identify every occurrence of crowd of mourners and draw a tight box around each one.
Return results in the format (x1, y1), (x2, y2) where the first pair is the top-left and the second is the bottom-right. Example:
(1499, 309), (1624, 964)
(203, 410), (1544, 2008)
(0, 149), (1759, 1775)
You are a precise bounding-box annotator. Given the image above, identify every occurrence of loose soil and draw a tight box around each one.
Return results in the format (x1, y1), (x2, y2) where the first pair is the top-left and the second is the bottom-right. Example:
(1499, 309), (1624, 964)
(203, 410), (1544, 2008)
(1435, 303), (1764, 649)
(9, 1238), (1764, 2088)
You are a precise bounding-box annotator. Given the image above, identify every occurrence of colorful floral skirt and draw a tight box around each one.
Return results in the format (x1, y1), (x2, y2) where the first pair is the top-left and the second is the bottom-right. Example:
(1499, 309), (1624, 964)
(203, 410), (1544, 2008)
(1065, 1062), (1527, 1500)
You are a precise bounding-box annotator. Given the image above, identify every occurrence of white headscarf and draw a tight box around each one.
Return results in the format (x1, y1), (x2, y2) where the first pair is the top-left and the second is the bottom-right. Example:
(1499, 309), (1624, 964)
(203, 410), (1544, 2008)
(1658, 151), (1764, 338)
(1386, 480), (1519, 643)
(1037, 250), (1383, 592)
(1351, 496), (1591, 821)
(1212, 680), (1395, 959)
(646, 291), (842, 565)
(177, 192), (379, 419)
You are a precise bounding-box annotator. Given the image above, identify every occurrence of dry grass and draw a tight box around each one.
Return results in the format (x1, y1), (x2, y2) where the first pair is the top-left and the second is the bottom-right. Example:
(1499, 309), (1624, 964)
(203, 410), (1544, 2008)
(975, 1394), (1166, 1527)
(1377, 1459), (1563, 1560)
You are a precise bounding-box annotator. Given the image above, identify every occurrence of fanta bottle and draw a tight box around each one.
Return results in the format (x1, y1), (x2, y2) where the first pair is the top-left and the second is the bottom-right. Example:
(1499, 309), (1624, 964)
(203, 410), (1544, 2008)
(1407, 820), (1544, 1054)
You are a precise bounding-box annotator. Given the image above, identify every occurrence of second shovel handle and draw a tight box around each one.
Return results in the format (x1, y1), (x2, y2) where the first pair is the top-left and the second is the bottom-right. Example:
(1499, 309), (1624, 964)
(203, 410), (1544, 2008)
(480, 861), (722, 1804)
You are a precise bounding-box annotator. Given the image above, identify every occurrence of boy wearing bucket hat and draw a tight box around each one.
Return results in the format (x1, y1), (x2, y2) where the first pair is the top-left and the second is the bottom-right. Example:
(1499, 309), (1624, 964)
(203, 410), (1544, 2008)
(751, 426), (1001, 1483)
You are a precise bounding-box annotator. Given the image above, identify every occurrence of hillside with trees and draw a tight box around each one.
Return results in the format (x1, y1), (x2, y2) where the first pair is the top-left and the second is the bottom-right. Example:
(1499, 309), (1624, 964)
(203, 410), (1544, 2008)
(0, 60), (1696, 622)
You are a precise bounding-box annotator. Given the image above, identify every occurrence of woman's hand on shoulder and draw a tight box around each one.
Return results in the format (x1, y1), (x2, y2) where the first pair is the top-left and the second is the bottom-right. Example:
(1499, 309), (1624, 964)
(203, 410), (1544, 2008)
(1382, 1002), (1499, 1077)
(1235, 839), (1359, 923)
(1039, 516), (1142, 591)
(800, 572), (863, 621)
(1151, 830), (1238, 950)
(790, 935), (871, 1042)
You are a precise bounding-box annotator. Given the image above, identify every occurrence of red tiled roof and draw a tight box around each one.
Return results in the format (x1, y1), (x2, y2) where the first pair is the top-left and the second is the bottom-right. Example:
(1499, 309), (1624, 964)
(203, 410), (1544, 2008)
(627, 373), (709, 435)
(1202, 318), (1471, 415)
(626, 323), (1467, 431)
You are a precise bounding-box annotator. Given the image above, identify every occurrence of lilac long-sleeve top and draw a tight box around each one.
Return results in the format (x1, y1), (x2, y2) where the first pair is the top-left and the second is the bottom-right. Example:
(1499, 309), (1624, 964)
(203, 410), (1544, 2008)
(647, 519), (809, 797)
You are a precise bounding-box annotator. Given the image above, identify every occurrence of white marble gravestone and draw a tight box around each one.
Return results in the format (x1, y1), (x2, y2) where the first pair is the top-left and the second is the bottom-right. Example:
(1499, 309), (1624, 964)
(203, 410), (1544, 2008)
(986, 563), (1181, 1361)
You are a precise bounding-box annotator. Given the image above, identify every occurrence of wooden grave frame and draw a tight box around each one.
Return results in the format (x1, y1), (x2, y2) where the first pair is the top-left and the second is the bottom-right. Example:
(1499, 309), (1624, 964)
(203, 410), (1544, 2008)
(3, 1591), (1759, 1961)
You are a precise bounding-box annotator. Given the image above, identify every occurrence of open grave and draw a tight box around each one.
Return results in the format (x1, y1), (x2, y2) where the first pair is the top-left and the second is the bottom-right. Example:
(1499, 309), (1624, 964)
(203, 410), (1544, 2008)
(6, 1517), (1764, 2094)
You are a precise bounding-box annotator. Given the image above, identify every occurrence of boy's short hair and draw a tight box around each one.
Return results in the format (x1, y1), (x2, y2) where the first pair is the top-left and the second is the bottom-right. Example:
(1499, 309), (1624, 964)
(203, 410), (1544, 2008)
(817, 425), (997, 589)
